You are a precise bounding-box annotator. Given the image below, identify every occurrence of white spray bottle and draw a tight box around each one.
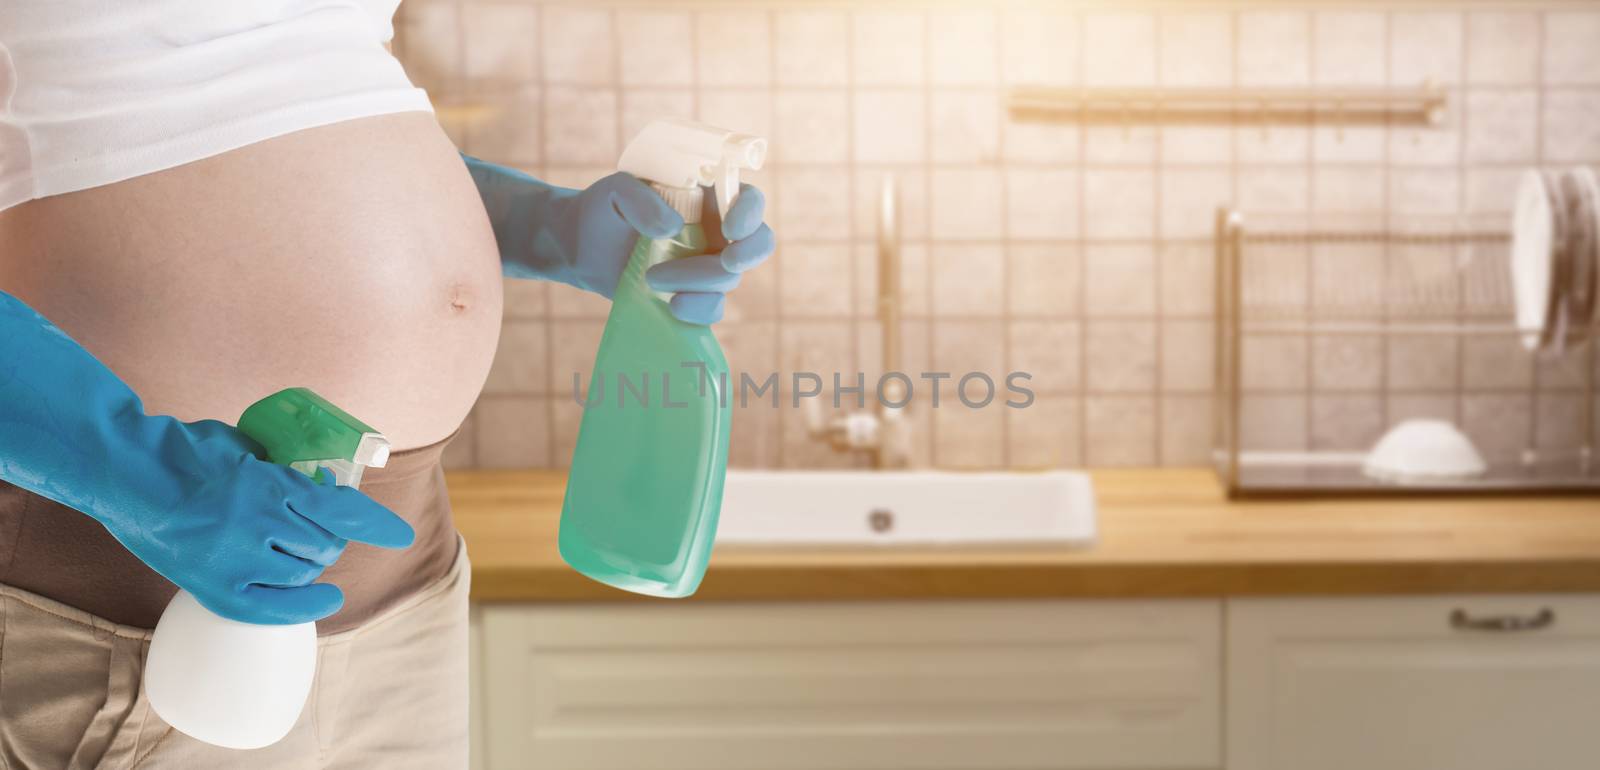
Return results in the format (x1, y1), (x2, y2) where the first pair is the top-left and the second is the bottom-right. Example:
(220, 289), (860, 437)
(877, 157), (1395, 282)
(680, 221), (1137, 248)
(143, 388), (390, 749)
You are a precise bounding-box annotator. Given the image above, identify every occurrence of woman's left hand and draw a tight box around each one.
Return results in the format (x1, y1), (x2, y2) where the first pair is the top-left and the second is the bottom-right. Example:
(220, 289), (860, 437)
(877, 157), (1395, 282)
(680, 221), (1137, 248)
(462, 157), (775, 325)
(641, 182), (774, 324)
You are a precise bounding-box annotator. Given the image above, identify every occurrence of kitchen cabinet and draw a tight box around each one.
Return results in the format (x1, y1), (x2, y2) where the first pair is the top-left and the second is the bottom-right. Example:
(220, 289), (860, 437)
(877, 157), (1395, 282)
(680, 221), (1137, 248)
(476, 600), (1221, 770)
(1227, 595), (1600, 770)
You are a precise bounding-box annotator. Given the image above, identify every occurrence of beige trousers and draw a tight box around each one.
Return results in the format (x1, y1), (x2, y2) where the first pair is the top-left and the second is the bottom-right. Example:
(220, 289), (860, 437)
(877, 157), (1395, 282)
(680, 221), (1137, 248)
(0, 539), (470, 770)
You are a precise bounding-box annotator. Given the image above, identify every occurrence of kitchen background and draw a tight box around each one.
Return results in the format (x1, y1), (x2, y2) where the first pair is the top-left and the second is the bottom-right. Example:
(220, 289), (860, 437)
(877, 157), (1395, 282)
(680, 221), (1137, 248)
(391, 0), (1600, 472)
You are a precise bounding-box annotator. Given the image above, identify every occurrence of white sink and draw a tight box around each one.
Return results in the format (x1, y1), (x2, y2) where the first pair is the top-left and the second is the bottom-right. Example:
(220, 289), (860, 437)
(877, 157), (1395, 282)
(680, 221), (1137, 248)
(714, 471), (1096, 547)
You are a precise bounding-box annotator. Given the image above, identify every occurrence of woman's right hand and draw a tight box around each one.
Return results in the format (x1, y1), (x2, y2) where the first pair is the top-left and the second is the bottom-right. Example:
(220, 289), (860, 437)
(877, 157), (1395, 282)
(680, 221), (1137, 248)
(100, 417), (415, 625)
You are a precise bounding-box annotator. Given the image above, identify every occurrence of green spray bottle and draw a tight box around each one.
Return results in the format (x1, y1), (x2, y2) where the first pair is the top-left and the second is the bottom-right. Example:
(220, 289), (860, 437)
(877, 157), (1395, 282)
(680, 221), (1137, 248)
(559, 119), (767, 597)
(144, 388), (390, 749)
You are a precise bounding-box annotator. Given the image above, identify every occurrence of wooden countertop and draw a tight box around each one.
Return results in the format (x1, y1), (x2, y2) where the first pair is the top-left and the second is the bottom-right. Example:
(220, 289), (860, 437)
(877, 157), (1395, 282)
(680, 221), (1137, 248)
(450, 469), (1600, 602)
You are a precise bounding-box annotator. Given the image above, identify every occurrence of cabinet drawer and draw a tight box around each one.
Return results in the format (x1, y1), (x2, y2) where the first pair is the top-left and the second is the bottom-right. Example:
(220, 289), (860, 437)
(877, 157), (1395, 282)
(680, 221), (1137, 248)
(1228, 594), (1600, 770)
(481, 600), (1221, 770)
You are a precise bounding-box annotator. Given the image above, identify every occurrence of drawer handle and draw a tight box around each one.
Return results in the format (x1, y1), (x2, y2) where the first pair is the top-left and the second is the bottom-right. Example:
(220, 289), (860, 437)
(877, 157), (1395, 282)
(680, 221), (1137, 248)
(1449, 607), (1555, 632)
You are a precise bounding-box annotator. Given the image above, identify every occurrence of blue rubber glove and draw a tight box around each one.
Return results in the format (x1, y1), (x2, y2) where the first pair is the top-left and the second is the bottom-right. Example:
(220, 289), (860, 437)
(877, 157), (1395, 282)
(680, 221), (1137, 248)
(462, 155), (775, 324)
(0, 290), (414, 625)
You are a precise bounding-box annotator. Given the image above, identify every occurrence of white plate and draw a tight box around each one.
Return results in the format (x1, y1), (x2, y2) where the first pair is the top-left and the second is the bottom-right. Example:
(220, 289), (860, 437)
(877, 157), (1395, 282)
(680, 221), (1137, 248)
(1511, 170), (1563, 351)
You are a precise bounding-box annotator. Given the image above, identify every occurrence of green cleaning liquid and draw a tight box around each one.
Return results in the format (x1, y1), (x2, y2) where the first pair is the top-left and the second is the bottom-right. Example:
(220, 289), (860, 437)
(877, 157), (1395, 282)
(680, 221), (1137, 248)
(558, 224), (731, 598)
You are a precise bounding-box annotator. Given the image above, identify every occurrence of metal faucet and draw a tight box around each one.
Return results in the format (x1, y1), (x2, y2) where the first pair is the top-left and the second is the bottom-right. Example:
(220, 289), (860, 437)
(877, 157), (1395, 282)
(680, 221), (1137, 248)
(804, 174), (912, 468)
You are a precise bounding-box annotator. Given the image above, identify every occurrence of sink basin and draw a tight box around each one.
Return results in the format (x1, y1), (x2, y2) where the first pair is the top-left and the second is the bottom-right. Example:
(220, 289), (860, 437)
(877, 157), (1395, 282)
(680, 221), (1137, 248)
(714, 471), (1096, 547)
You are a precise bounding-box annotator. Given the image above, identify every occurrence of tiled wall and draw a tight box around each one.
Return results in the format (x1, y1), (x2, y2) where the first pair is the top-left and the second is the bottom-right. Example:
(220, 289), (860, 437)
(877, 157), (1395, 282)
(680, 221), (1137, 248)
(395, 1), (1600, 471)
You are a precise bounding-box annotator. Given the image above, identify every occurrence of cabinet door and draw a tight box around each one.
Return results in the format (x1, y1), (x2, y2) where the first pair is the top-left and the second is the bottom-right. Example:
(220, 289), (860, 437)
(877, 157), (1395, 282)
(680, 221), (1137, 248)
(1228, 595), (1600, 770)
(480, 600), (1221, 770)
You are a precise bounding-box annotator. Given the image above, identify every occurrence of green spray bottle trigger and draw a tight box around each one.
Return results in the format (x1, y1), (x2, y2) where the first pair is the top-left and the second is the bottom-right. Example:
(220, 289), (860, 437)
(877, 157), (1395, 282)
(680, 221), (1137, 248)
(237, 387), (391, 488)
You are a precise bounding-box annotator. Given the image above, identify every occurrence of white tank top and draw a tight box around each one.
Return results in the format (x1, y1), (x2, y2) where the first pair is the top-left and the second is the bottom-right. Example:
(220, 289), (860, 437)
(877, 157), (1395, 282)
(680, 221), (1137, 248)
(0, 0), (432, 212)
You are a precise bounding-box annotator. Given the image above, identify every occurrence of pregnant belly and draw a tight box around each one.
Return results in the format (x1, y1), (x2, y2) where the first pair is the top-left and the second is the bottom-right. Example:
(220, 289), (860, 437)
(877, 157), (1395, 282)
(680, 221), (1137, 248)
(0, 112), (503, 450)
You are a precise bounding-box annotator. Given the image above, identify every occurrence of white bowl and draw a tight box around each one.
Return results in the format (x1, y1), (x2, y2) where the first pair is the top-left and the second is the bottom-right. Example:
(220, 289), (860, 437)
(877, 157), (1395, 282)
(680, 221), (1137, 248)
(1363, 419), (1487, 484)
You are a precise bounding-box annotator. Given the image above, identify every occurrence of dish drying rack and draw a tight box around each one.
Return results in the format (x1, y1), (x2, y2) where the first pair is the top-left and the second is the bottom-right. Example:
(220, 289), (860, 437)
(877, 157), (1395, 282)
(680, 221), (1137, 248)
(1212, 208), (1598, 496)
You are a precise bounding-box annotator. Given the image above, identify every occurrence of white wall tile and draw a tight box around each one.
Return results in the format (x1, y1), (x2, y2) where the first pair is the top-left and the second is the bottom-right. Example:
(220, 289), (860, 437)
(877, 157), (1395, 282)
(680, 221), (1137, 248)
(1388, 168), (1460, 215)
(1465, 90), (1538, 163)
(1239, 11), (1311, 86)
(542, 6), (612, 86)
(484, 320), (549, 395)
(1464, 167), (1524, 214)
(1314, 12), (1386, 86)
(547, 320), (605, 394)
(932, 320), (1005, 376)
(929, 168), (1004, 239)
(1311, 335), (1382, 390)
(1085, 244), (1156, 317)
(1162, 320), (1214, 392)
(1242, 244), (1309, 312)
(1084, 169), (1155, 239)
(775, 91), (849, 164)
(930, 91), (1000, 163)
(617, 10), (692, 86)
(1542, 90), (1600, 163)
(1543, 11), (1600, 85)
(1536, 394), (1587, 451)
(1461, 393), (1533, 463)
(468, 90), (541, 165)
(1238, 168), (1309, 214)
(1009, 395), (1081, 467)
(1159, 12), (1232, 88)
(1462, 335), (1535, 390)
(620, 89), (690, 149)
(854, 10), (925, 86)
(1009, 243), (1081, 317)
(1085, 126), (1158, 165)
(1160, 168), (1231, 239)
(543, 87), (616, 165)
(776, 168), (851, 241)
(1310, 394), (1385, 450)
(1009, 320), (1081, 391)
(776, 11), (849, 87)
(1161, 394), (1213, 466)
(503, 277), (547, 320)
(853, 90), (925, 163)
(779, 242), (851, 318)
(399, 0), (460, 94)
(934, 407), (1004, 469)
(697, 10), (771, 87)
(1005, 169), (1079, 239)
(1311, 243), (1384, 316)
(1391, 12), (1461, 86)
(1084, 12), (1156, 87)
(1085, 320), (1156, 391)
(1163, 127), (1232, 165)
(1390, 393), (1457, 423)
(1312, 126), (1386, 164)
(1000, 9), (1078, 86)
(1240, 395), (1308, 451)
(697, 89), (772, 147)
(1242, 335), (1309, 390)
(1237, 126), (1310, 164)
(1003, 120), (1079, 164)
(1313, 167), (1385, 213)
(1388, 335), (1458, 391)
(476, 397), (550, 469)
(930, 10), (998, 86)
(462, 4), (539, 85)
(1086, 396), (1157, 465)
(931, 243), (1004, 316)
(1161, 243), (1215, 318)
(1466, 12), (1539, 86)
